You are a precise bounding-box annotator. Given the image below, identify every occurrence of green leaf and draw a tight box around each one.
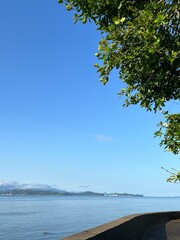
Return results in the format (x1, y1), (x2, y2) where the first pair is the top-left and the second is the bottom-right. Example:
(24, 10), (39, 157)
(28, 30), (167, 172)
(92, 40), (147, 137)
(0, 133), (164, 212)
(66, 4), (72, 11)
(73, 14), (79, 23)
(82, 17), (87, 23)
(98, 44), (104, 51)
(155, 131), (162, 137)
(112, 16), (120, 25)
(94, 63), (100, 68)
(120, 17), (125, 23)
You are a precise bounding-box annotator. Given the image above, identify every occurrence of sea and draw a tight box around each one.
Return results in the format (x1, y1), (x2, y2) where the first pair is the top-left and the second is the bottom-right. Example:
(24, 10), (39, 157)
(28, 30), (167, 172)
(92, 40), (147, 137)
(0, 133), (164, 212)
(0, 195), (180, 240)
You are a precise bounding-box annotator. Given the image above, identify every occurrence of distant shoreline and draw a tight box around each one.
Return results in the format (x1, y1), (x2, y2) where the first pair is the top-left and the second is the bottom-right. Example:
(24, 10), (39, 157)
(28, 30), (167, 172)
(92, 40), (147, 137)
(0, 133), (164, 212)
(0, 189), (144, 197)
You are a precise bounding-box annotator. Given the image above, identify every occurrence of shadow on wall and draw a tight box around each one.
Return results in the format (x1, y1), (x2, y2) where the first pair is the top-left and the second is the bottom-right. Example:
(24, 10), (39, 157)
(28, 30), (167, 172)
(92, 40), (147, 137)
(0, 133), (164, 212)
(143, 223), (167, 240)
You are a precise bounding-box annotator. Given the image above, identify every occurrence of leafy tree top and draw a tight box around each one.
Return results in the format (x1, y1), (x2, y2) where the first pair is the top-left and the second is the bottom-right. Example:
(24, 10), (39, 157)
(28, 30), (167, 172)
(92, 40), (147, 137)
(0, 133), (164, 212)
(58, 0), (180, 157)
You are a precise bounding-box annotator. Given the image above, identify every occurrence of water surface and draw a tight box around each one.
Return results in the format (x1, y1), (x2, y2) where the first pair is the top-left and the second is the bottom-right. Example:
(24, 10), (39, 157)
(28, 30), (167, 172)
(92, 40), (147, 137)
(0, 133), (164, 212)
(0, 196), (180, 240)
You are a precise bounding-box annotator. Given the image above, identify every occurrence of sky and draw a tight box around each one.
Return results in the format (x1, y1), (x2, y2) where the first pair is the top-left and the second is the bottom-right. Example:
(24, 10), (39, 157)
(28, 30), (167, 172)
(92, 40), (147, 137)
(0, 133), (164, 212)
(0, 0), (179, 196)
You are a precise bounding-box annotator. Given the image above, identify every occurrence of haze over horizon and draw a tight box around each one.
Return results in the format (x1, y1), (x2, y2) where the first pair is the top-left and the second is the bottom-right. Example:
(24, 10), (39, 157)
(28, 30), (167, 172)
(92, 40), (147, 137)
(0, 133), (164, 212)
(0, 1), (179, 197)
(0, 180), (179, 197)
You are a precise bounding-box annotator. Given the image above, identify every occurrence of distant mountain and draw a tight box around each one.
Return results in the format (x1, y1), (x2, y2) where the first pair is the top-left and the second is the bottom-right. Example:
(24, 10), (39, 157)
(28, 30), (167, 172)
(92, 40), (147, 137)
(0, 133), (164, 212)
(0, 181), (144, 197)
(0, 189), (104, 196)
(0, 181), (65, 193)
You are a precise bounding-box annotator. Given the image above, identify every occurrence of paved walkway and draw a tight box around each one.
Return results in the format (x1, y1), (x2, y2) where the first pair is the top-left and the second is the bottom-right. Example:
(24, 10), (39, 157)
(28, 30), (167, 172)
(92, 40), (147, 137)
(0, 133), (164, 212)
(143, 220), (180, 240)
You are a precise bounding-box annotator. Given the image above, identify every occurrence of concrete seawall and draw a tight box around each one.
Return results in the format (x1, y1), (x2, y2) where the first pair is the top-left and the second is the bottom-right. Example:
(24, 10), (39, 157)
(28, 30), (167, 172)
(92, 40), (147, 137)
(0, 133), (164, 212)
(62, 211), (180, 240)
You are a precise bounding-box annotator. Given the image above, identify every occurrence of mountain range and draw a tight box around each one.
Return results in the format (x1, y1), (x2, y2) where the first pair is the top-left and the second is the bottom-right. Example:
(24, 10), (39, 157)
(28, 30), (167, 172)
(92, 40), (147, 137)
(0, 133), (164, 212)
(0, 181), (144, 197)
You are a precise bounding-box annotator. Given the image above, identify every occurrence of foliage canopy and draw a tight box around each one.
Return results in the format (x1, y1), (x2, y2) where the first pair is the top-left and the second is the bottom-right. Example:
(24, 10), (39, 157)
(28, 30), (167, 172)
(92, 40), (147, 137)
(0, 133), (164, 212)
(58, 0), (180, 180)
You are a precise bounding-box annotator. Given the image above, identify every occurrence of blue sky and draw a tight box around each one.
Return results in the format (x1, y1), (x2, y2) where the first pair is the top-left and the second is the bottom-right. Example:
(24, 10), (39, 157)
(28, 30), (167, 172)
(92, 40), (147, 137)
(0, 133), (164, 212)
(0, 0), (179, 196)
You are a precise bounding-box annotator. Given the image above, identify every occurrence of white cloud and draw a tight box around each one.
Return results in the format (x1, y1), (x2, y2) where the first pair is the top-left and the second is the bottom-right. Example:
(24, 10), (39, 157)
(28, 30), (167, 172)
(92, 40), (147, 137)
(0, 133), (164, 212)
(79, 185), (90, 189)
(95, 134), (113, 142)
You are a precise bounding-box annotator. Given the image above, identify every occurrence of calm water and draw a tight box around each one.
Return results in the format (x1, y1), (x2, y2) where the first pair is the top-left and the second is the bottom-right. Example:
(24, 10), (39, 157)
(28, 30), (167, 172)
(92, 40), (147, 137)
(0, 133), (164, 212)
(0, 196), (180, 240)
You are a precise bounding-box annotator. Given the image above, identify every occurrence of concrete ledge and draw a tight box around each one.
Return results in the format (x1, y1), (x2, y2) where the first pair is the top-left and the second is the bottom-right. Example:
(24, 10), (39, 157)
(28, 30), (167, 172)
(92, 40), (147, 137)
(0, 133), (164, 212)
(62, 211), (180, 240)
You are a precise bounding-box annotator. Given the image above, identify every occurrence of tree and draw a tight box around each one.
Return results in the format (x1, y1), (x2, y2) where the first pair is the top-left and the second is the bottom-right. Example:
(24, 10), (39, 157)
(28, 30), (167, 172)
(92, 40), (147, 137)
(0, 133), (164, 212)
(58, 0), (180, 181)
